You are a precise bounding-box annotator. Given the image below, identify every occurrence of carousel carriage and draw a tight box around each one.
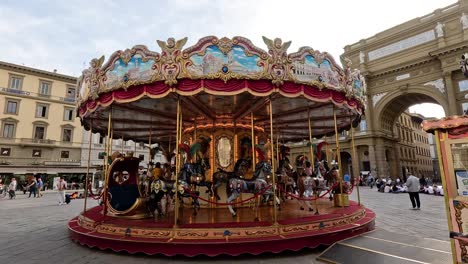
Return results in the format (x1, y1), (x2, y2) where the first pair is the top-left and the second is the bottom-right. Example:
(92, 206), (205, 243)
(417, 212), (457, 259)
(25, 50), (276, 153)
(69, 36), (375, 256)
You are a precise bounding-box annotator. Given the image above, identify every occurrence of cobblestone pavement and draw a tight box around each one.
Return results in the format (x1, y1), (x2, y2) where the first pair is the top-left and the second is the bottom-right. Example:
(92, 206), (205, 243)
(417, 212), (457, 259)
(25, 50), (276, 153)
(0, 187), (449, 263)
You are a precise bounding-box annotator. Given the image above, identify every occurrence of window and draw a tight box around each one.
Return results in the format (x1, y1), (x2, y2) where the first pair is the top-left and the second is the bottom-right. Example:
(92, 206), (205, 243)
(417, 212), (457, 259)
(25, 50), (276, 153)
(359, 120), (367, 131)
(35, 104), (48, 118)
(39, 81), (51, 96)
(9, 75), (23, 89)
(32, 149), (42, 157)
(2, 123), (14, 138)
(99, 135), (105, 144)
(63, 108), (74, 121)
(62, 128), (72, 142)
(34, 126), (45, 140)
(463, 103), (468, 115)
(459, 80), (468, 92)
(5, 100), (18, 114)
(67, 86), (76, 98)
(61, 151), (69, 159)
(0, 148), (11, 156)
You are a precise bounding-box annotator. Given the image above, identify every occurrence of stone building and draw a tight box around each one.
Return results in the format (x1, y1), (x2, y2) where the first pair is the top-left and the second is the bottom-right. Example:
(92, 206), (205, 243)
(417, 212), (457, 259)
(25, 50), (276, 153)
(290, 0), (468, 181)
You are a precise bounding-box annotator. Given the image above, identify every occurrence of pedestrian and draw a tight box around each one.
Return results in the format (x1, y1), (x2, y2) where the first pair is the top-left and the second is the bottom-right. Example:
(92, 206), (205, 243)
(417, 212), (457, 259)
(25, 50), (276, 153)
(8, 178), (17, 199)
(56, 177), (67, 205)
(152, 162), (164, 181)
(28, 177), (37, 198)
(37, 178), (44, 198)
(367, 173), (374, 189)
(406, 172), (421, 210)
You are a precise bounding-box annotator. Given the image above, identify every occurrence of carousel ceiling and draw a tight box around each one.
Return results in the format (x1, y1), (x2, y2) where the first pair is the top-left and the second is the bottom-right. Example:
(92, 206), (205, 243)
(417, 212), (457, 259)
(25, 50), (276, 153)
(77, 36), (366, 145)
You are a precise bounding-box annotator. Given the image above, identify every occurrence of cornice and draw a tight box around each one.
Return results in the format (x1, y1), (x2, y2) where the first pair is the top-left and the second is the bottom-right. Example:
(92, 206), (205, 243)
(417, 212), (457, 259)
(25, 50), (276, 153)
(368, 57), (436, 78)
(0, 61), (77, 83)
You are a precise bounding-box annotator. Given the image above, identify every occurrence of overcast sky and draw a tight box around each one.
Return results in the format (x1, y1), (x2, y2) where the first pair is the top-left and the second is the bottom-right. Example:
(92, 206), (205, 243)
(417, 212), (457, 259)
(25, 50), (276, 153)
(0, 0), (456, 117)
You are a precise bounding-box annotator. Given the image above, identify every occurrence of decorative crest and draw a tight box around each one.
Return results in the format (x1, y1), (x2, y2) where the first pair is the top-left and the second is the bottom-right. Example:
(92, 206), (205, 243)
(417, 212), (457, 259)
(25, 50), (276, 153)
(263, 36), (292, 86)
(156, 37), (188, 86)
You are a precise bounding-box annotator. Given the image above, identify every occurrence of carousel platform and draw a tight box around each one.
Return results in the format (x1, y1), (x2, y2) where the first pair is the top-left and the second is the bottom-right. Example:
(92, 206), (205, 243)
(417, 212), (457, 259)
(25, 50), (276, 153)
(68, 198), (375, 256)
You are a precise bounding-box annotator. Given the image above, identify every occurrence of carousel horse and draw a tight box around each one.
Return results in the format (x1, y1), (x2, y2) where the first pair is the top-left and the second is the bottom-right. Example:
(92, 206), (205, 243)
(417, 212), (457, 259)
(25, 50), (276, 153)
(226, 160), (280, 217)
(277, 159), (295, 202)
(211, 158), (251, 200)
(297, 162), (330, 213)
(148, 162), (203, 217)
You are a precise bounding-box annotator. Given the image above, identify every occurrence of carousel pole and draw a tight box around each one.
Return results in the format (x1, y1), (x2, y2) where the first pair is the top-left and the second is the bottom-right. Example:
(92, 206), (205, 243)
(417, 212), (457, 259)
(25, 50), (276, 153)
(269, 99), (278, 224)
(350, 115), (361, 206)
(435, 131), (457, 264)
(333, 106), (344, 209)
(308, 108), (315, 166)
(251, 112), (256, 170)
(174, 98), (181, 226)
(83, 119), (93, 213)
(308, 108), (319, 214)
(149, 119), (152, 164)
(103, 110), (112, 217)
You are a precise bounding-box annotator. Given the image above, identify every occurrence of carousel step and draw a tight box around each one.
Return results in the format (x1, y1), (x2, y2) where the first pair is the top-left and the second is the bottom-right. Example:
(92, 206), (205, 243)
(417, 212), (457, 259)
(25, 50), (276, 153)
(317, 229), (452, 264)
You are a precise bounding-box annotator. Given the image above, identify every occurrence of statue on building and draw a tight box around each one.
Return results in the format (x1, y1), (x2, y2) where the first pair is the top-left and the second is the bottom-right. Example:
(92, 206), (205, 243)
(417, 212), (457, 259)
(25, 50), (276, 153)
(359, 51), (365, 64)
(435, 22), (445, 38)
(460, 13), (468, 30)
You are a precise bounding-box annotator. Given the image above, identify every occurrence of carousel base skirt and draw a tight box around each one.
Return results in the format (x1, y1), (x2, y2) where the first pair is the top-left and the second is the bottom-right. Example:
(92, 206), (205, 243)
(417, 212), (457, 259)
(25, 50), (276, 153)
(68, 199), (375, 256)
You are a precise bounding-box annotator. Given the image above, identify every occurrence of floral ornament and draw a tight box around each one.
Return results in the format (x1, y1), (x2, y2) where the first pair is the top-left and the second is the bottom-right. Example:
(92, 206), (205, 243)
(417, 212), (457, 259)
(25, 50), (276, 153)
(157, 37), (188, 86)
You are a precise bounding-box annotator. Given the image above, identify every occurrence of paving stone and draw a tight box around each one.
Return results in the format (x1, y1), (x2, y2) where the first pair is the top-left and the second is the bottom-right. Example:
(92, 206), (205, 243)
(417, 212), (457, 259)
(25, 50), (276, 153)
(0, 188), (449, 263)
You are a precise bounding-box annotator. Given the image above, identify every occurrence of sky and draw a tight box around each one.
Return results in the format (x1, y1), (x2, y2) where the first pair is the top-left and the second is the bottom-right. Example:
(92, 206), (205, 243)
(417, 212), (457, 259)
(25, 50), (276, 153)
(0, 0), (457, 118)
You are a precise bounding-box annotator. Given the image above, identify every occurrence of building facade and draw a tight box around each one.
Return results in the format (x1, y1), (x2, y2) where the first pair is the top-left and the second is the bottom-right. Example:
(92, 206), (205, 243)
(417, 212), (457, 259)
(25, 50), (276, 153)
(0, 61), (84, 187)
(290, 0), (468, 182)
(341, 0), (468, 181)
(0, 61), (153, 189)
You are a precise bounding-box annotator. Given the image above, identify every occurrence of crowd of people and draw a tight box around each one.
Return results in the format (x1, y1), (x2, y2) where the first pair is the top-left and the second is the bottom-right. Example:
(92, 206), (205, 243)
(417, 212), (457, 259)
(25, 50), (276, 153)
(361, 173), (443, 196)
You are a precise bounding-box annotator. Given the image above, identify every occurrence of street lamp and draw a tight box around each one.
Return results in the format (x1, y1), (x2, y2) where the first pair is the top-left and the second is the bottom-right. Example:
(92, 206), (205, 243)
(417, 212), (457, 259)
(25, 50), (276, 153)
(461, 53), (468, 78)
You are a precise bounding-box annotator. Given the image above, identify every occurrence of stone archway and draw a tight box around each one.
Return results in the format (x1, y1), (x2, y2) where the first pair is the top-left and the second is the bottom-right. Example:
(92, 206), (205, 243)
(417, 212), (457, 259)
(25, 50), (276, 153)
(368, 86), (448, 180)
(373, 86), (448, 131)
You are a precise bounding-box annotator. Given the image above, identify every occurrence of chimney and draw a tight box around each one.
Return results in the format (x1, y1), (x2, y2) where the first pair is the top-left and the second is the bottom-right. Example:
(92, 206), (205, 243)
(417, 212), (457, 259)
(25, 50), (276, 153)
(53, 69), (57, 73)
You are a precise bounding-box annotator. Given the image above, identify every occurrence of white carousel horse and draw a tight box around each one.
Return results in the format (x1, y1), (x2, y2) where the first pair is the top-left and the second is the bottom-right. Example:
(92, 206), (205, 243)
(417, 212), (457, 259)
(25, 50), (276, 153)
(226, 161), (280, 217)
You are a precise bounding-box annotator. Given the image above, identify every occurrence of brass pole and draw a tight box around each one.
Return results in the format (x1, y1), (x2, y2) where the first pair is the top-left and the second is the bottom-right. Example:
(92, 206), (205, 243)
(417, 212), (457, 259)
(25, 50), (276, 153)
(194, 121), (197, 162)
(103, 110), (112, 217)
(149, 120), (152, 164)
(435, 131), (457, 264)
(83, 119), (93, 213)
(350, 115), (361, 206)
(333, 106), (344, 209)
(276, 134), (279, 170)
(308, 108), (319, 213)
(308, 108), (314, 166)
(174, 99), (181, 226)
(251, 112), (256, 170)
(269, 100), (278, 224)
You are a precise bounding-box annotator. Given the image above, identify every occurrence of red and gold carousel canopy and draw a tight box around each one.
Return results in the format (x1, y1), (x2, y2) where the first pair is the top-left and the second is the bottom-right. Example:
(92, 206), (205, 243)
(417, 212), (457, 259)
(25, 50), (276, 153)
(76, 36), (366, 143)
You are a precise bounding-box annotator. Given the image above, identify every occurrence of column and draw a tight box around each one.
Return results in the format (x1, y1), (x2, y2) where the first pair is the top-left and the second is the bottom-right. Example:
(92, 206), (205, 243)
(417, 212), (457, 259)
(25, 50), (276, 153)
(444, 71), (458, 116)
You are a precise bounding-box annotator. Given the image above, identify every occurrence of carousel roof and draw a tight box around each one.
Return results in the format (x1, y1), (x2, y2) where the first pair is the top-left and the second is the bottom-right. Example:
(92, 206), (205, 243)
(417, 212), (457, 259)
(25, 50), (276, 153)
(76, 36), (366, 144)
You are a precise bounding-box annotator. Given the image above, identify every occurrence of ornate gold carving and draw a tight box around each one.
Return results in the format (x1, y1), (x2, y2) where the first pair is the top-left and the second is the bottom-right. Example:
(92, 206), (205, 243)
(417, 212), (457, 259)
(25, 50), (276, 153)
(245, 229), (277, 236)
(263, 36), (291, 86)
(177, 231), (209, 237)
(217, 37), (234, 54)
(157, 37), (188, 86)
(282, 226), (309, 233)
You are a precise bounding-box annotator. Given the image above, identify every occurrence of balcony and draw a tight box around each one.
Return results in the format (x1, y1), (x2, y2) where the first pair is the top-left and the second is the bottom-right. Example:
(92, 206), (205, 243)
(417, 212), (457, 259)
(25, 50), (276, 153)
(0, 87), (76, 104)
(19, 138), (56, 148)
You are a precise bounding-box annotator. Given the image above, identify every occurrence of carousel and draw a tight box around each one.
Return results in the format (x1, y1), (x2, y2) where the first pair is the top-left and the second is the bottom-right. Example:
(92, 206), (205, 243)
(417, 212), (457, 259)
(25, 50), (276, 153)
(69, 36), (375, 256)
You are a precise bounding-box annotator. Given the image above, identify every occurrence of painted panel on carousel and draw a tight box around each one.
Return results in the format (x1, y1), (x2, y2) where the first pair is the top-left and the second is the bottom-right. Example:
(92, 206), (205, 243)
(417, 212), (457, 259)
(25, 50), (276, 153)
(187, 45), (262, 76)
(105, 55), (156, 89)
(292, 56), (340, 87)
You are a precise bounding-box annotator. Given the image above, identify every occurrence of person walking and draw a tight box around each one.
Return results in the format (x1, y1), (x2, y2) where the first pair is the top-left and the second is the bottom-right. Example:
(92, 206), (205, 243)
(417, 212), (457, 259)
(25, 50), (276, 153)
(28, 177), (37, 198)
(56, 177), (67, 205)
(37, 178), (44, 198)
(8, 178), (17, 199)
(406, 173), (421, 210)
